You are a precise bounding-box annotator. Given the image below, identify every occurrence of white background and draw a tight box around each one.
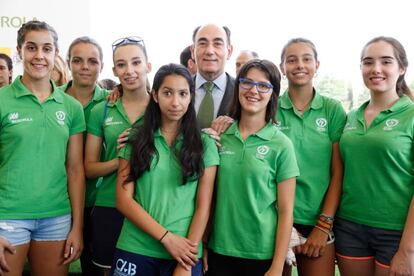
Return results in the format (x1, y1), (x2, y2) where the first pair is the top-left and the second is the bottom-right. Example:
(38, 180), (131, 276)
(2, 0), (413, 96)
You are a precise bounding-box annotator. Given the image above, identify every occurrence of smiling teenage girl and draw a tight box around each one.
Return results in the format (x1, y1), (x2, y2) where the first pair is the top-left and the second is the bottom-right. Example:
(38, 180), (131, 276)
(207, 59), (298, 276)
(84, 36), (151, 275)
(336, 36), (414, 276)
(0, 20), (85, 276)
(278, 38), (346, 276)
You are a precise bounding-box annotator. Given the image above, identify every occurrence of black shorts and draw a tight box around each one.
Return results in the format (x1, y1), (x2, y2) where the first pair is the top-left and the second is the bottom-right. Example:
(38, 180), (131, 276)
(334, 217), (402, 266)
(206, 249), (272, 276)
(111, 248), (202, 276)
(294, 223), (313, 238)
(91, 206), (124, 268)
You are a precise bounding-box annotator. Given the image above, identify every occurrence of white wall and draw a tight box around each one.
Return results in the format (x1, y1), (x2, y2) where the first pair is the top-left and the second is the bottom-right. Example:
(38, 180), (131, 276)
(2, 0), (414, 98)
(0, 0), (92, 76)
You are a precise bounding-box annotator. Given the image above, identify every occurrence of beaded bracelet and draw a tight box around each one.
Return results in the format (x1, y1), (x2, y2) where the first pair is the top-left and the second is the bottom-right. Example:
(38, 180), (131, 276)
(315, 225), (335, 242)
(319, 213), (334, 223)
(317, 219), (333, 231)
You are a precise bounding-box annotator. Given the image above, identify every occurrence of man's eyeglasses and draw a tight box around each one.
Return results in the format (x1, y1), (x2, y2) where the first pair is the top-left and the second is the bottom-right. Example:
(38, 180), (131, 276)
(112, 36), (145, 51)
(239, 78), (273, 93)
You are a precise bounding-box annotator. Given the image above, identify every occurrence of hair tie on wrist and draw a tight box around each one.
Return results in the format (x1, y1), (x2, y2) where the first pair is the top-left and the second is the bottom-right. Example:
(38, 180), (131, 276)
(159, 230), (169, 242)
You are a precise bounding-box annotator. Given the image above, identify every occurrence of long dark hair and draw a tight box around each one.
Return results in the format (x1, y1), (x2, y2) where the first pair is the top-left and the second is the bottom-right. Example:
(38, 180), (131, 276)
(230, 59), (281, 123)
(127, 63), (203, 184)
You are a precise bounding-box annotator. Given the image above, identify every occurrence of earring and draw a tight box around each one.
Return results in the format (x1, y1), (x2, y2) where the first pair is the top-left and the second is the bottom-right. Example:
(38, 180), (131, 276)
(282, 74), (287, 80)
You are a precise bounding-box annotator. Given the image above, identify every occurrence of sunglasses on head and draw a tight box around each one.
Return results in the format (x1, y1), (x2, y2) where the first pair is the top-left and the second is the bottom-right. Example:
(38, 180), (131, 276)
(112, 36), (145, 51)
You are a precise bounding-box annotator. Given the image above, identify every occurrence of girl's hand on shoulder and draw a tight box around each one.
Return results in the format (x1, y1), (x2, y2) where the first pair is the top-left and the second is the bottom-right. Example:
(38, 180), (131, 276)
(160, 232), (198, 270)
(210, 115), (234, 135)
(117, 128), (131, 151)
(300, 227), (329, 258)
(0, 237), (15, 275)
(63, 228), (83, 264)
(390, 248), (414, 276)
(107, 86), (121, 104)
(201, 128), (221, 147)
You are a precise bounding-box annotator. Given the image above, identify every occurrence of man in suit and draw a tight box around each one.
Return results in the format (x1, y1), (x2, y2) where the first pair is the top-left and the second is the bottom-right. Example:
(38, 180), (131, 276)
(191, 24), (234, 128)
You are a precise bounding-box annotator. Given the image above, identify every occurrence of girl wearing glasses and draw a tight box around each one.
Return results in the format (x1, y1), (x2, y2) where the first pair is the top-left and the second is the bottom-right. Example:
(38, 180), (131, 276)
(60, 36), (108, 276)
(0, 20), (85, 275)
(277, 38), (346, 276)
(112, 63), (218, 276)
(335, 37), (414, 276)
(206, 59), (298, 276)
(84, 36), (150, 274)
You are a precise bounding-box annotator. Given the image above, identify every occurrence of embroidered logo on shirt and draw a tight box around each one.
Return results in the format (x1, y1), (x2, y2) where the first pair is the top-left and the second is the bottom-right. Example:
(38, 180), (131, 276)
(343, 122), (356, 131)
(316, 118), (327, 132)
(218, 145), (235, 155)
(56, 111), (66, 125)
(274, 121), (289, 130)
(8, 112), (33, 124)
(383, 119), (399, 131)
(256, 145), (270, 159)
(105, 116), (123, 126)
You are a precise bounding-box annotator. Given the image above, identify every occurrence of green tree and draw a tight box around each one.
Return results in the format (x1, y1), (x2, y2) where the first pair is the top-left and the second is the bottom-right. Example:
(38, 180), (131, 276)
(315, 75), (352, 111)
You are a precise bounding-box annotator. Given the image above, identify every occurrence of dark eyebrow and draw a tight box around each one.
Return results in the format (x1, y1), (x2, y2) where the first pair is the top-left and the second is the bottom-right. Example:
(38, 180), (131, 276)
(197, 37), (225, 43)
(197, 37), (208, 43)
(362, 56), (395, 61)
(25, 41), (53, 46)
(362, 57), (374, 61)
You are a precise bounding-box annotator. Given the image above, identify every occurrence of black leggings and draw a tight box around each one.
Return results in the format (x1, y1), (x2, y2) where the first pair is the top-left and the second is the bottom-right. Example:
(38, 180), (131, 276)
(207, 250), (272, 276)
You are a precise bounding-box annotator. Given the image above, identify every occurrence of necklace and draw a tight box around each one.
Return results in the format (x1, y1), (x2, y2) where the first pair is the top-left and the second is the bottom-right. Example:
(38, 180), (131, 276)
(293, 98), (313, 111)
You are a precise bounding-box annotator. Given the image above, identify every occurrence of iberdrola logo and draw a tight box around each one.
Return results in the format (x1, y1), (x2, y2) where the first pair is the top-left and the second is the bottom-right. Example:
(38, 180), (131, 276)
(383, 119), (399, 131)
(256, 145), (270, 159)
(56, 111), (66, 125)
(316, 118), (327, 132)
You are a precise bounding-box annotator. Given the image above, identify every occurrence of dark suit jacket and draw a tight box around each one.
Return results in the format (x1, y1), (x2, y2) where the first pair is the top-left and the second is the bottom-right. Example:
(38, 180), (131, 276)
(216, 73), (235, 117)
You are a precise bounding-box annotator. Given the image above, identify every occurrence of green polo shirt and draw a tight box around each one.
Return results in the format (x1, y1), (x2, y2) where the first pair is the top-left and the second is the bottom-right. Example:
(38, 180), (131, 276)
(87, 98), (143, 207)
(209, 122), (299, 259)
(0, 77), (85, 219)
(276, 91), (346, 225)
(61, 81), (109, 207)
(338, 95), (414, 231)
(116, 131), (219, 259)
